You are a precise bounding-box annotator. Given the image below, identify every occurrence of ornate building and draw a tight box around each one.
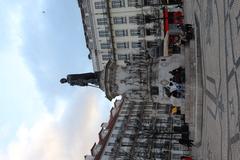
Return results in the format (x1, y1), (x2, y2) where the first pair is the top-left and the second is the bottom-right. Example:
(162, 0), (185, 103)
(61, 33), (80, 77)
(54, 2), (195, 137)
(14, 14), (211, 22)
(80, 51), (189, 159)
(85, 99), (189, 160)
(77, 0), (169, 71)
(64, 0), (192, 159)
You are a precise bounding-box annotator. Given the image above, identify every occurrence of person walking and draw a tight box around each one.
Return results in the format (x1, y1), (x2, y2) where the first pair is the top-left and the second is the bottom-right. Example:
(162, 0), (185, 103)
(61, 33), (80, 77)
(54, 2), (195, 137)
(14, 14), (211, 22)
(178, 138), (194, 147)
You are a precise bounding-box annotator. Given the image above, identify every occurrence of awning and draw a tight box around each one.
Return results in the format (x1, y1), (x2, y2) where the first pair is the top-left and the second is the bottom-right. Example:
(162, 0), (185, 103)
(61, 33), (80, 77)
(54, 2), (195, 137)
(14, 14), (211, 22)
(163, 6), (169, 35)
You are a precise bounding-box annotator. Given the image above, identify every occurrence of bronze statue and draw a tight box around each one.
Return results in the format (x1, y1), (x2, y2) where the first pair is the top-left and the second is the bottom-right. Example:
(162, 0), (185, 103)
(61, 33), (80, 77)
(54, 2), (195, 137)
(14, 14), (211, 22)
(60, 72), (100, 87)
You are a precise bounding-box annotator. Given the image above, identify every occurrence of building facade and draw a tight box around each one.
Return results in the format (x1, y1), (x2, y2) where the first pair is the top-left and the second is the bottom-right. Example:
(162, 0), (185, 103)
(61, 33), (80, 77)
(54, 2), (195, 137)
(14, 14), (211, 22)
(75, 0), (192, 159)
(78, 0), (168, 71)
(85, 99), (190, 160)
(83, 52), (189, 159)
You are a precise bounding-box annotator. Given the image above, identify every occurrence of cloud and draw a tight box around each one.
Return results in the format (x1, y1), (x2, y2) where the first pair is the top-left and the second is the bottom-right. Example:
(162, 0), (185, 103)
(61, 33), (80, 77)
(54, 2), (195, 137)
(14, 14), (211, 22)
(0, 3), (46, 139)
(0, 52), (109, 159)
(0, 1), (111, 159)
(0, 90), (106, 160)
(0, 2), (46, 146)
(0, 0), (95, 110)
(16, 0), (94, 108)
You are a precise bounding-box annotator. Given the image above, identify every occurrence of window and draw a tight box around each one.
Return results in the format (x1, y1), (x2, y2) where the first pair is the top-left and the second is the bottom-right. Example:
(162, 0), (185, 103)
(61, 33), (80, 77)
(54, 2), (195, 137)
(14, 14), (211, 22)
(111, 134), (117, 137)
(146, 28), (157, 35)
(153, 103), (170, 109)
(118, 54), (129, 60)
(114, 126), (122, 129)
(144, 110), (152, 114)
(132, 42), (142, 48)
(120, 111), (128, 114)
(154, 142), (163, 148)
(128, 0), (140, 7)
(121, 142), (132, 146)
(97, 18), (108, 25)
(94, 1), (106, 9)
(129, 16), (138, 23)
(112, 0), (125, 8)
(116, 42), (129, 48)
(143, 0), (158, 6)
(173, 119), (181, 126)
(113, 17), (127, 24)
(101, 43), (111, 49)
(172, 143), (181, 150)
(127, 126), (136, 130)
(102, 54), (112, 61)
(130, 29), (142, 36)
(107, 142), (115, 146)
(147, 41), (158, 48)
(129, 15), (143, 24)
(172, 154), (181, 159)
(158, 110), (167, 114)
(123, 134), (135, 138)
(104, 152), (112, 156)
(122, 106), (128, 110)
(115, 30), (128, 37)
(132, 54), (144, 60)
(99, 30), (110, 37)
(172, 133), (182, 139)
(117, 119), (124, 122)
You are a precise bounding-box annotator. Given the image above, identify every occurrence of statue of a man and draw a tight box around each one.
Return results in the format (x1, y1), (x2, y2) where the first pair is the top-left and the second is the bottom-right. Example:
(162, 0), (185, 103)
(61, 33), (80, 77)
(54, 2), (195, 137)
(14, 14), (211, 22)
(60, 72), (100, 87)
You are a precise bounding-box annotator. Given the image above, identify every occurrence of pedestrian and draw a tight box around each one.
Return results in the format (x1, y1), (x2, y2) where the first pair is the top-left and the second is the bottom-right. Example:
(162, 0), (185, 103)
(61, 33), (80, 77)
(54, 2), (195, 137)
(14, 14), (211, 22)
(168, 82), (184, 98)
(170, 77), (183, 84)
(175, 66), (184, 72)
(181, 123), (189, 133)
(178, 138), (194, 147)
(169, 82), (178, 91)
(164, 87), (171, 97)
(171, 90), (185, 98)
(169, 81), (185, 91)
(169, 67), (185, 83)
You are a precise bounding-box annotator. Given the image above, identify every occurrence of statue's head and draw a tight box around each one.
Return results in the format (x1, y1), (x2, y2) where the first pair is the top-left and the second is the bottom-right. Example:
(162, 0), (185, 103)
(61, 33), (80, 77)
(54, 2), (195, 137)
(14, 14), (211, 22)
(60, 78), (68, 84)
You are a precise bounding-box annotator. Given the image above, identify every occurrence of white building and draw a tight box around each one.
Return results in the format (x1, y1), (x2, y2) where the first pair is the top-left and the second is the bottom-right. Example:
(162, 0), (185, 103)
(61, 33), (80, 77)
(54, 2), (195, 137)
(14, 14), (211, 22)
(85, 98), (190, 160)
(78, 0), (166, 71)
(75, 0), (191, 159)
(86, 52), (190, 160)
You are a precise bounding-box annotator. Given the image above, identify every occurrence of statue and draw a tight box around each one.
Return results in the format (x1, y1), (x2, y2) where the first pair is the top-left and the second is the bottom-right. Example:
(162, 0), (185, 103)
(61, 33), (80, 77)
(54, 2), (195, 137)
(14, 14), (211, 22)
(60, 72), (100, 87)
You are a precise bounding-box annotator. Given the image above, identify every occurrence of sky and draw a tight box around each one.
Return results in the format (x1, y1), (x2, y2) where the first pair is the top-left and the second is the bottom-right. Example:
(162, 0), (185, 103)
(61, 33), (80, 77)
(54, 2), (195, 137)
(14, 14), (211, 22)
(0, 0), (111, 159)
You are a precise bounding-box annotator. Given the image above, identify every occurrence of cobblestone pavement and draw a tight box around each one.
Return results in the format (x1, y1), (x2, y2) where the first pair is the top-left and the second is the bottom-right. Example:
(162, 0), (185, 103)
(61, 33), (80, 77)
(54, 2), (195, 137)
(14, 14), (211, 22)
(184, 0), (240, 159)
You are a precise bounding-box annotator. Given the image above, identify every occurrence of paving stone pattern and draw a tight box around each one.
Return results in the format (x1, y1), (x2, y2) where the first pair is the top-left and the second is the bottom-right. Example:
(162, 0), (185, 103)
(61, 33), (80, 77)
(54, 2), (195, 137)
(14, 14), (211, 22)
(184, 0), (240, 159)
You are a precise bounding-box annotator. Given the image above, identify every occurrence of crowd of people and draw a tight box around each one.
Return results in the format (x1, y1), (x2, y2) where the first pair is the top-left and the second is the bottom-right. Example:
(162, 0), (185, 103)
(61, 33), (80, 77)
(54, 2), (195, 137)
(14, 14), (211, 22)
(164, 66), (185, 98)
(166, 2), (194, 160)
(177, 24), (194, 45)
(166, 66), (194, 159)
